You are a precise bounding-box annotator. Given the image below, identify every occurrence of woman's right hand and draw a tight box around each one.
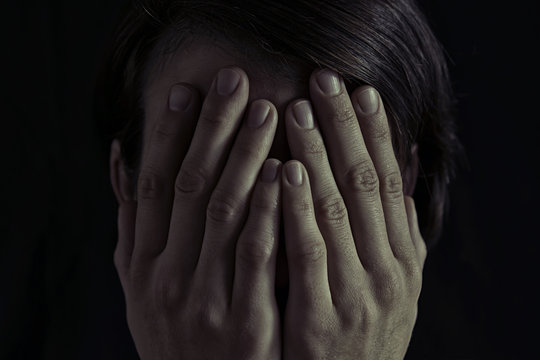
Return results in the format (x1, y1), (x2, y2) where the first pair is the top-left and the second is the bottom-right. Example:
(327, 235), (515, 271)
(114, 67), (282, 359)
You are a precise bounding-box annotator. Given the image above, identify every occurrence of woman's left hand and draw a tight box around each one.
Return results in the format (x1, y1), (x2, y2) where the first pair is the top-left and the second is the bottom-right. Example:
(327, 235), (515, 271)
(281, 69), (427, 360)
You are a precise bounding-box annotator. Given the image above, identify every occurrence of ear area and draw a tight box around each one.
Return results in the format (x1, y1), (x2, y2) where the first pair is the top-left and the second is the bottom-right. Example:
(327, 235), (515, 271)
(403, 143), (419, 197)
(109, 139), (136, 204)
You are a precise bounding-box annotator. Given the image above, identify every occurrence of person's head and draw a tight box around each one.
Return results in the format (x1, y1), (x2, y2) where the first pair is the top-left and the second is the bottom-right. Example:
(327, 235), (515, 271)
(97, 0), (462, 250)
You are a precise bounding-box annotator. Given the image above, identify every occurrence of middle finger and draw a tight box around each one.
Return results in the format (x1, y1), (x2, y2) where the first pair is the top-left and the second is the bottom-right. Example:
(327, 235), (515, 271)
(285, 99), (365, 297)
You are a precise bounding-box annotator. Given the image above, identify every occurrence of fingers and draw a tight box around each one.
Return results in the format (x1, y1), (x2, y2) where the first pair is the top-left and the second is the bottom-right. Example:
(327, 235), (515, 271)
(164, 67), (250, 280)
(132, 83), (201, 263)
(350, 86), (416, 264)
(284, 99), (364, 296)
(282, 161), (332, 310)
(404, 196), (427, 268)
(233, 159), (282, 309)
(308, 69), (393, 271)
(194, 98), (278, 298)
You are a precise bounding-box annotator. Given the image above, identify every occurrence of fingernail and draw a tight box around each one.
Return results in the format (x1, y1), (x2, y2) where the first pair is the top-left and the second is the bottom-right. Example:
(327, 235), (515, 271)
(286, 162), (303, 186)
(261, 160), (279, 182)
(217, 68), (241, 95)
(248, 101), (270, 128)
(317, 69), (341, 95)
(293, 101), (314, 129)
(357, 88), (379, 114)
(169, 84), (192, 111)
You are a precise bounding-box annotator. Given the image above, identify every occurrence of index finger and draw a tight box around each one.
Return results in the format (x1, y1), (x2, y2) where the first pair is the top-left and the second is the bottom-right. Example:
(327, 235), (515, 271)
(132, 83), (200, 263)
(164, 67), (250, 279)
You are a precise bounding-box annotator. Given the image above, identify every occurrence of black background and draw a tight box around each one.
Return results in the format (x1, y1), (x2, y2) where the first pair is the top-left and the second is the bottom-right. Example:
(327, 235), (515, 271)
(2, 1), (538, 359)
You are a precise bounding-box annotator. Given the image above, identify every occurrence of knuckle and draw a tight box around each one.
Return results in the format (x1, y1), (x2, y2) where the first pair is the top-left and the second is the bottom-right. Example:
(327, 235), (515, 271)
(402, 252), (421, 274)
(207, 189), (242, 224)
(380, 171), (403, 199)
(175, 162), (207, 196)
(402, 261), (424, 298)
(292, 198), (315, 217)
(400, 249), (420, 274)
(339, 299), (379, 334)
(199, 111), (230, 125)
(333, 107), (358, 129)
(345, 160), (379, 196)
(291, 241), (327, 265)
(236, 235), (275, 267)
(304, 316), (338, 343)
(234, 139), (266, 160)
(192, 301), (226, 335)
(314, 194), (348, 225)
(376, 269), (405, 306)
(152, 120), (178, 143)
(303, 138), (327, 161)
(359, 302), (379, 333)
(137, 168), (165, 200)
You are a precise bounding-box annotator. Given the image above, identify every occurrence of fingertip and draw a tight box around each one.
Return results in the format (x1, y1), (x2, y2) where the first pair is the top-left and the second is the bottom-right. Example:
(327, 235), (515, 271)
(282, 160), (305, 187)
(260, 158), (281, 183)
(352, 85), (386, 119)
(264, 100), (279, 124)
(212, 66), (250, 97)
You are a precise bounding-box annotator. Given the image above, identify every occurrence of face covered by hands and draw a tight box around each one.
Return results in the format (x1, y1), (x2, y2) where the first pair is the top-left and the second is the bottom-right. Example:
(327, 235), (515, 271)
(110, 37), (425, 359)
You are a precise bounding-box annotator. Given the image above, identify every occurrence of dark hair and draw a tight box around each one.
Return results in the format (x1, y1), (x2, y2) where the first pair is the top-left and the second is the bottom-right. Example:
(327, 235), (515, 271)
(95, 0), (463, 250)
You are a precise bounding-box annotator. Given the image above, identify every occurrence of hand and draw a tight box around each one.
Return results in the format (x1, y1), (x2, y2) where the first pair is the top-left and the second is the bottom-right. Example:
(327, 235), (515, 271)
(280, 69), (427, 359)
(114, 67), (282, 359)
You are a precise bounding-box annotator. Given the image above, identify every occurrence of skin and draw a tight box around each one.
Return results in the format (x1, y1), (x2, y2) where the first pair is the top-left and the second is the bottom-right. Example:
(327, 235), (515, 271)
(110, 36), (426, 359)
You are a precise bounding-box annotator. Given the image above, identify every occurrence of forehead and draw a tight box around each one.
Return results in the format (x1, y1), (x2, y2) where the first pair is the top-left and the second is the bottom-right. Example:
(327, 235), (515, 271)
(146, 35), (311, 96)
(142, 35), (313, 161)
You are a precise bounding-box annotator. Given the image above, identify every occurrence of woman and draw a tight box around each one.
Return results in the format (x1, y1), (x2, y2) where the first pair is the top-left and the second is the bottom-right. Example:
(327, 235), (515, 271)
(100, 0), (462, 358)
